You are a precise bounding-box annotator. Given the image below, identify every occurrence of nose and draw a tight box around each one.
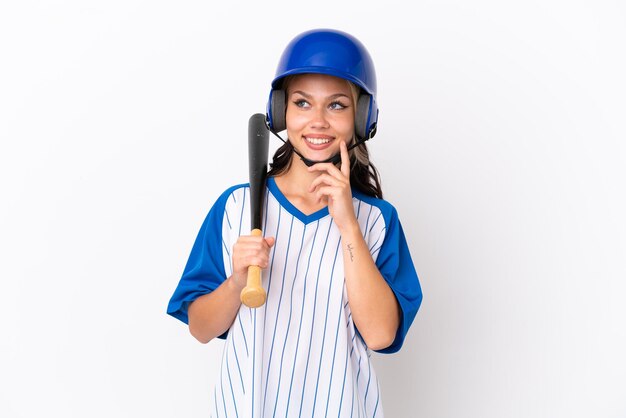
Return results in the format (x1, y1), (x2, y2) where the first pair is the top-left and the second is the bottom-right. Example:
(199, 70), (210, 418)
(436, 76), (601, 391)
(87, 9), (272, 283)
(309, 106), (330, 129)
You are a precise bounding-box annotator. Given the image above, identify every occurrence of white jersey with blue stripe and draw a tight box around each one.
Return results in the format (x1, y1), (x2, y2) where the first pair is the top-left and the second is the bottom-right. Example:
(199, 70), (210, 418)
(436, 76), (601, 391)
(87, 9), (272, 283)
(168, 177), (422, 417)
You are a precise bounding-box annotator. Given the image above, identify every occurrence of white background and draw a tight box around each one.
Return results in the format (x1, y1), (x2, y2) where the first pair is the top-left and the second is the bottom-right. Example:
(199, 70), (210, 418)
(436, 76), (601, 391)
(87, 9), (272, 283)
(1, 1), (625, 417)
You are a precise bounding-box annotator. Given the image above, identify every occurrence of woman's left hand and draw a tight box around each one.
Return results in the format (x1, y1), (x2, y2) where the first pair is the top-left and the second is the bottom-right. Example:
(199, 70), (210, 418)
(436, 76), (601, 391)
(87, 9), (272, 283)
(308, 141), (358, 233)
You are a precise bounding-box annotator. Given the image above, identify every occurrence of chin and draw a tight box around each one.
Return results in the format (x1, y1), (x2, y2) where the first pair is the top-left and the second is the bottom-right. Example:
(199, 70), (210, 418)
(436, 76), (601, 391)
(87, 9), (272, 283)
(302, 151), (338, 163)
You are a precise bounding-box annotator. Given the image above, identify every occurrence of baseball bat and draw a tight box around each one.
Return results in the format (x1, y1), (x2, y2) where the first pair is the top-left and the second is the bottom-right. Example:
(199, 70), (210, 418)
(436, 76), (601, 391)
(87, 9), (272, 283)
(240, 113), (270, 308)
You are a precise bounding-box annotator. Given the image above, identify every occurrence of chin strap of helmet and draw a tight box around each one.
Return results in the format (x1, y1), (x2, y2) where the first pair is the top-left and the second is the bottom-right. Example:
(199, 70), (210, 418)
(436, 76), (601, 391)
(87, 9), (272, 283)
(268, 126), (376, 167)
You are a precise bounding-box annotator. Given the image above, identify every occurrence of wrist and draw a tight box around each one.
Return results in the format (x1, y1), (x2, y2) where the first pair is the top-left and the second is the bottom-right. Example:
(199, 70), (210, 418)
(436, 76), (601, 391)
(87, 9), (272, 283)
(338, 218), (362, 238)
(226, 274), (246, 295)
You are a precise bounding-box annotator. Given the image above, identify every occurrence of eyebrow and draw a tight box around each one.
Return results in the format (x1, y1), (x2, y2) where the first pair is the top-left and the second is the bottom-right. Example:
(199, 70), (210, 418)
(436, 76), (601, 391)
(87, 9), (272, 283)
(291, 90), (350, 100)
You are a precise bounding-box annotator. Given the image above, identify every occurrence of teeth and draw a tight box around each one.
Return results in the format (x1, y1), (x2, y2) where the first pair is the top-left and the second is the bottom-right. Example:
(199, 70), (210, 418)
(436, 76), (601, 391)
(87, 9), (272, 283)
(305, 137), (331, 145)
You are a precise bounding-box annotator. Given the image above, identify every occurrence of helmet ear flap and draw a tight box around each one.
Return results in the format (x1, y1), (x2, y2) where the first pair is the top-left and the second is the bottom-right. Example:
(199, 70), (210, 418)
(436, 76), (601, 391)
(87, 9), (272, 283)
(355, 94), (373, 140)
(269, 89), (286, 132)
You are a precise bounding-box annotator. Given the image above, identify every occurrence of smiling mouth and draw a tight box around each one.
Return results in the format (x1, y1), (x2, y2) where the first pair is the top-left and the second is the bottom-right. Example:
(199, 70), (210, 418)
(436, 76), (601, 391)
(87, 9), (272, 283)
(304, 136), (332, 145)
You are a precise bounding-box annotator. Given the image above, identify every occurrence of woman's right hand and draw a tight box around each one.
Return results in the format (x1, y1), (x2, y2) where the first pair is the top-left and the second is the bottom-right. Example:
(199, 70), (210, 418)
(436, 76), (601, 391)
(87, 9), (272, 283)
(230, 235), (276, 290)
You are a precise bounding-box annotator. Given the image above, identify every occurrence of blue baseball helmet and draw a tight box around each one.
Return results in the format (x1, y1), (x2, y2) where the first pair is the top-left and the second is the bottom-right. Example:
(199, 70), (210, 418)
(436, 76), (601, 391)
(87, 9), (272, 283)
(267, 29), (379, 140)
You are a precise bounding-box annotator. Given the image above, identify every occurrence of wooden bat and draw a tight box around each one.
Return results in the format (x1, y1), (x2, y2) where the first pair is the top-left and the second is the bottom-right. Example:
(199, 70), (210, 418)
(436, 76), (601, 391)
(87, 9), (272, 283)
(240, 113), (270, 308)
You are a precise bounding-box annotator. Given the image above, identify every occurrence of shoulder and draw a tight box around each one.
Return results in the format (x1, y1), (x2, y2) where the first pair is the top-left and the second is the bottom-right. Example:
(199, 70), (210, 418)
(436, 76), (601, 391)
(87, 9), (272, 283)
(198, 183), (250, 227)
(351, 189), (399, 224)
(210, 182), (250, 209)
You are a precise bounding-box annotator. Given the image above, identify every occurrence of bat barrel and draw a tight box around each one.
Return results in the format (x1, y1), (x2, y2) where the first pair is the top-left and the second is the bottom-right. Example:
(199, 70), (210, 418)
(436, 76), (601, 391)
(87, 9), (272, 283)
(248, 113), (269, 230)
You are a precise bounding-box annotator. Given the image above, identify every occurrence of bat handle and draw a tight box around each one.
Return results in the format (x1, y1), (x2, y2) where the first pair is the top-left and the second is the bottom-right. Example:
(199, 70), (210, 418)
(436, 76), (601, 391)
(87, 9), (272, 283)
(240, 229), (267, 308)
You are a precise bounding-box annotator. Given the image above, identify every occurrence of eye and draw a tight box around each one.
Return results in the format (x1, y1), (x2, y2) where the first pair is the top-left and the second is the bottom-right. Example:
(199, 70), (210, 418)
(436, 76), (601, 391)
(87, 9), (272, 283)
(292, 99), (310, 108)
(329, 101), (349, 110)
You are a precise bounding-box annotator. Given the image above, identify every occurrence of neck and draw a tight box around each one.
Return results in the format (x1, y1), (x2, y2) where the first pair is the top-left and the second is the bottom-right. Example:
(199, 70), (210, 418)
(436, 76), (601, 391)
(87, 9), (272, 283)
(273, 155), (327, 209)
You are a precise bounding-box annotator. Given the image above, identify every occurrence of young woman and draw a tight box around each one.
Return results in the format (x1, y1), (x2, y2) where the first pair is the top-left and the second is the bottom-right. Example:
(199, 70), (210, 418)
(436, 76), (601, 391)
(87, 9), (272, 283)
(167, 29), (422, 417)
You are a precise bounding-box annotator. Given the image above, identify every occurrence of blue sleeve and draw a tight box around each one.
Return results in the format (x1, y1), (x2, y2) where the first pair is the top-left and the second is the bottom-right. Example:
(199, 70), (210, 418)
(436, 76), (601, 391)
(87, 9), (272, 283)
(166, 191), (231, 326)
(374, 206), (423, 354)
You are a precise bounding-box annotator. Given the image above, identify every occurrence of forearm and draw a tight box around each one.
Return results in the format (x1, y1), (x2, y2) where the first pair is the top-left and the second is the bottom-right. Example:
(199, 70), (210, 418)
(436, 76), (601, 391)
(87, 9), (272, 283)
(342, 224), (400, 351)
(187, 276), (243, 344)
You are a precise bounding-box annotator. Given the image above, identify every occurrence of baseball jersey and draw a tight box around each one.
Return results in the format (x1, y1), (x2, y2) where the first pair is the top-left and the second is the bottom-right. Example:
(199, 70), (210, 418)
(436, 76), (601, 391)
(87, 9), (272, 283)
(167, 176), (422, 417)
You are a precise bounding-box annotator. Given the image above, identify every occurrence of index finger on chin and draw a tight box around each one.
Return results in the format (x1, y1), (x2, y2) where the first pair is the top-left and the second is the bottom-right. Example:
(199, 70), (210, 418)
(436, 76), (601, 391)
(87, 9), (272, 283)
(340, 141), (350, 177)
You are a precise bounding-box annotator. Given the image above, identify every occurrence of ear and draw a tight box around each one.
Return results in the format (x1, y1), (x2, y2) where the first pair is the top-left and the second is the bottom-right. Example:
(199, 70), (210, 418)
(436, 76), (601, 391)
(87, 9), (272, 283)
(355, 94), (372, 139)
(269, 89), (286, 132)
